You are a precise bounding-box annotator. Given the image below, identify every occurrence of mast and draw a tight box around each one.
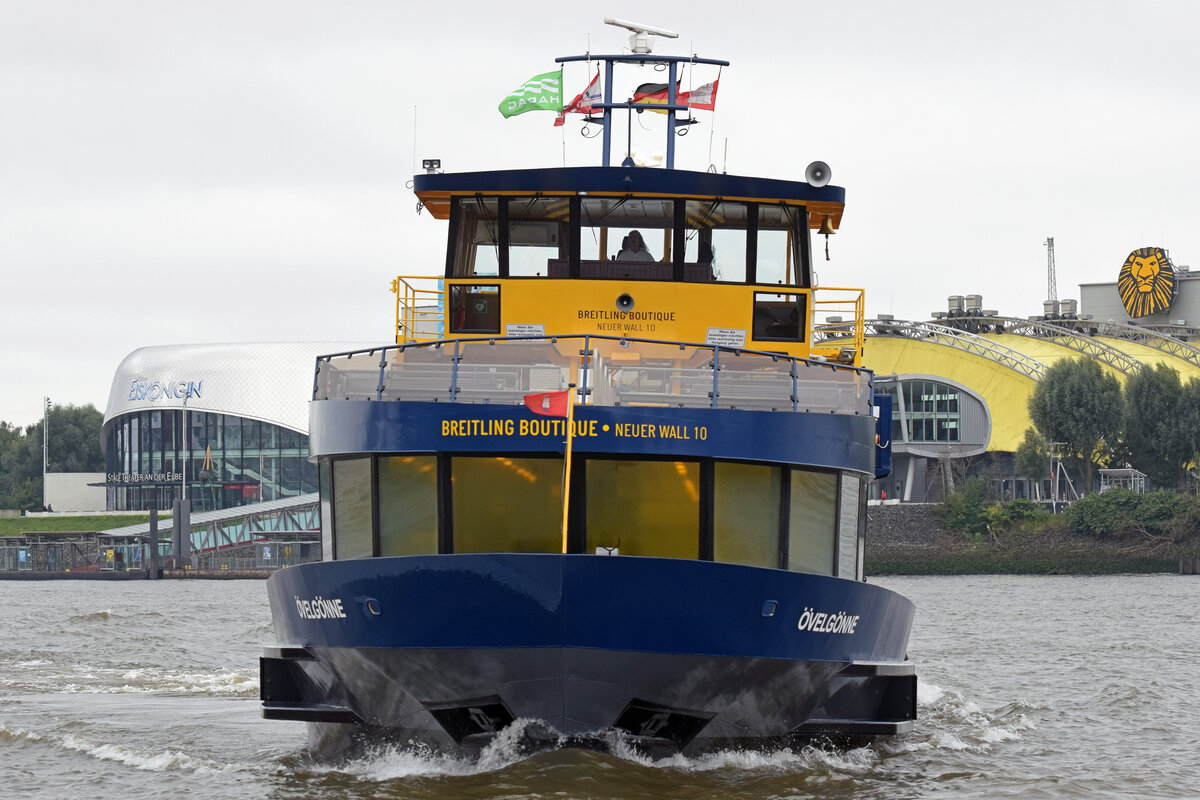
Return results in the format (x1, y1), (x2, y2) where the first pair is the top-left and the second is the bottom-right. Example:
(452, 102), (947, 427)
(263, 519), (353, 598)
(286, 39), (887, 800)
(555, 50), (728, 169)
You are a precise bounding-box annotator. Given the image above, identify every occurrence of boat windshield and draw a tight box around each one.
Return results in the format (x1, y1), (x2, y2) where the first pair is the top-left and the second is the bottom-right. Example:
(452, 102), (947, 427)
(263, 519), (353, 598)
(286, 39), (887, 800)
(449, 195), (808, 286)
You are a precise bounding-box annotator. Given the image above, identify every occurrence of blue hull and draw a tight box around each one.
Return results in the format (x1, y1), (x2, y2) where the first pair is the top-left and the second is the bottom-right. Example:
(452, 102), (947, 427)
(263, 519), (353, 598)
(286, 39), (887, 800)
(262, 554), (916, 754)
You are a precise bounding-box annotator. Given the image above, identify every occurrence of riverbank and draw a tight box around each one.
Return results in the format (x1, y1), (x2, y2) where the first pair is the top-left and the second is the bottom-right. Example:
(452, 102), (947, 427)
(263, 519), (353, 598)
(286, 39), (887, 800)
(0, 568), (275, 580)
(866, 503), (1197, 575)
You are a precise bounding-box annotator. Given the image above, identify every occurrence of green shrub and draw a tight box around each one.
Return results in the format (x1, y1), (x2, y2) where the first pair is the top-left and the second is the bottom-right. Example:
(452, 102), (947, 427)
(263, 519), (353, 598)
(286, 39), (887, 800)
(1066, 489), (1187, 536)
(935, 478), (989, 536)
(986, 499), (1050, 532)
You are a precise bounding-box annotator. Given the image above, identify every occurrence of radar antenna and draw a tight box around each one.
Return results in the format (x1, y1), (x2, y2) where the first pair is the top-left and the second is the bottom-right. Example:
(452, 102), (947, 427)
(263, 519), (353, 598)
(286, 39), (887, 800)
(603, 17), (679, 54)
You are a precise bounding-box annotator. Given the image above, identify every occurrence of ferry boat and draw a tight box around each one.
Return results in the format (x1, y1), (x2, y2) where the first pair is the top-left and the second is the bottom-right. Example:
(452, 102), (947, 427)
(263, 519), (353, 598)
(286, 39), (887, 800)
(261, 26), (916, 757)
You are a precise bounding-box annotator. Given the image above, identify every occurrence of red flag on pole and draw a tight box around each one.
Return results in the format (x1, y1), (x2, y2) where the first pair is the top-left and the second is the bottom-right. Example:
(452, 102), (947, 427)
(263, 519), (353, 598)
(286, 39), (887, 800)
(681, 77), (719, 111)
(524, 390), (570, 417)
(555, 71), (601, 126)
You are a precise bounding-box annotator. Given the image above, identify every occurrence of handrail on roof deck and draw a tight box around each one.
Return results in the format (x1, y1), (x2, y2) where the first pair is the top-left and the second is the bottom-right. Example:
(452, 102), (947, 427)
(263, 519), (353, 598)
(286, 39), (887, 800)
(314, 334), (874, 416)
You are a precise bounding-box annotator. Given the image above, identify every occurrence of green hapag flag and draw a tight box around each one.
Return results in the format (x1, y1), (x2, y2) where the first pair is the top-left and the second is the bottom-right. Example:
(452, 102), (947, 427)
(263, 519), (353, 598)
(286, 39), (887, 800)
(498, 69), (563, 118)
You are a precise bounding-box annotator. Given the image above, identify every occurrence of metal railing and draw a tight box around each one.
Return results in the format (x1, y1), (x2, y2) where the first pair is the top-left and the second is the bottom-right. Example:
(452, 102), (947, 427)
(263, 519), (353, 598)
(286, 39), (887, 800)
(943, 315), (1140, 376)
(392, 276), (444, 342)
(314, 335), (874, 416)
(856, 318), (1047, 380)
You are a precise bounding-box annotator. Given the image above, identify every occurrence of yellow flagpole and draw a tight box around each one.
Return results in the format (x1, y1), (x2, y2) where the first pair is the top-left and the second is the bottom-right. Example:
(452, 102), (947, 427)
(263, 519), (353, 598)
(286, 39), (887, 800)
(560, 383), (576, 554)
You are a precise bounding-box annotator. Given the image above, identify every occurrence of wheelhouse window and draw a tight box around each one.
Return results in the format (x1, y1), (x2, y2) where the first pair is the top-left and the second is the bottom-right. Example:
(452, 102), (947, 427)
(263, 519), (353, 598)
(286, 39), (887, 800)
(580, 197), (675, 280)
(445, 194), (810, 286)
(452, 457), (562, 553)
(757, 204), (804, 285)
(586, 459), (700, 558)
(684, 199), (746, 282)
(451, 197), (501, 277)
(451, 196), (568, 278)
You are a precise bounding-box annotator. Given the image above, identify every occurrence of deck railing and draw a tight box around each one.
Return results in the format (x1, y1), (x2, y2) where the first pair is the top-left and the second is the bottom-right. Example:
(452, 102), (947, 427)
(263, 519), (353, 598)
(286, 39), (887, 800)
(315, 335), (873, 416)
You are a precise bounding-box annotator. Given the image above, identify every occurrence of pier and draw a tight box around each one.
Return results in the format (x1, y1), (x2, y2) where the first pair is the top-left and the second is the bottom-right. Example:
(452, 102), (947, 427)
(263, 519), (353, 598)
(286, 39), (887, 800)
(0, 495), (320, 579)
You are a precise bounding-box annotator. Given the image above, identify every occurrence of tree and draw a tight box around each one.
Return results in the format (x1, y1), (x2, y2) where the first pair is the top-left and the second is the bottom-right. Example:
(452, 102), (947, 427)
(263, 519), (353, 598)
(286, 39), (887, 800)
(1122, 364), (1192, 488)
(0, 424), (43, 510)
(0, 404), (104, 510)
(41, 404), (104, 473)
(1177, 377), (1200, 477)
(1014, 427), (1050, 496)
(1027, 357), (1122, 493)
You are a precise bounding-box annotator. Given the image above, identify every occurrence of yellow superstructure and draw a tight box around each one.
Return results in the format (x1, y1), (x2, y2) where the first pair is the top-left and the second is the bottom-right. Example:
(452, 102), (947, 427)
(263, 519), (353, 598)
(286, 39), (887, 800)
(395, 276), (864, 365)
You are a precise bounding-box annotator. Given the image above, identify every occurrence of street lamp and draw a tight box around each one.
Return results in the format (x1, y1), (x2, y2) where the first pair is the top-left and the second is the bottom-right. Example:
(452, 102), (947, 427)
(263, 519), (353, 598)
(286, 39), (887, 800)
(42, 397), (50, 511)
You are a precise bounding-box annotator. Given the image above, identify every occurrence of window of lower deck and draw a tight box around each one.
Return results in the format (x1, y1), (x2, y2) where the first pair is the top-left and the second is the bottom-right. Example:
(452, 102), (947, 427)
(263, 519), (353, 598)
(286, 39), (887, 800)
(713, 462), (782, 568)
(787, 470), (837, 575)
(378, 456), (438, 556)
(586, 459), (699, 558)
(451, 456), (562, 553)
(837, 475), (861, 578)
(319, 461), (333, 562)
(332, 457), (373, 560)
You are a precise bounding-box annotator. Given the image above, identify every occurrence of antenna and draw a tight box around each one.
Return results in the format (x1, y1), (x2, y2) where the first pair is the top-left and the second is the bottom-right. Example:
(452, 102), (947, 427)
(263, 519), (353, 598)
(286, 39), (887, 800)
(603, 17), (679, 54)
(1044, 236), (1057, 303)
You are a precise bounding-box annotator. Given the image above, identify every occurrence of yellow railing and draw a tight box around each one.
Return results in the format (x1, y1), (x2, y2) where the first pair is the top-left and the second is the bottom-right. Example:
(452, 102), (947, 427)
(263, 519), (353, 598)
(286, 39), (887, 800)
(809, 287), (866, 364)
(392, 276), (445, 343)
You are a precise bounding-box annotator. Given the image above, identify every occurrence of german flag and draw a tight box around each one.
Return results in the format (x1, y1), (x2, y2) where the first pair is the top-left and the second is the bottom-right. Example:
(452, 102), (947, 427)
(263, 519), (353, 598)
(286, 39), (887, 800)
(631, 81), (680, 113)
(632, 79), (720, 113)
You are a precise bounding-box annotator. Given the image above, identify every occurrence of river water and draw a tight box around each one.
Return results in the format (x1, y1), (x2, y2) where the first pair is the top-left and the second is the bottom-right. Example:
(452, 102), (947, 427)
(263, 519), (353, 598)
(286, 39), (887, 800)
(0, 574), (1196, 799)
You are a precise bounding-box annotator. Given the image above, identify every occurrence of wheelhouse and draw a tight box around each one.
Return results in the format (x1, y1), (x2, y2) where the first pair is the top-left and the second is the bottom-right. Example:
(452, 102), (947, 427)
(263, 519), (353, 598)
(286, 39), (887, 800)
(395, 167), (862, 366)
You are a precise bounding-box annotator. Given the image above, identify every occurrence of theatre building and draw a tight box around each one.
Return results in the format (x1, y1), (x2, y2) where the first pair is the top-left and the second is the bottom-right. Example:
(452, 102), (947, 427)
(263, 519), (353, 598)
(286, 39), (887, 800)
(101, 342), (372, 512)
(860, 246), (1200, 502)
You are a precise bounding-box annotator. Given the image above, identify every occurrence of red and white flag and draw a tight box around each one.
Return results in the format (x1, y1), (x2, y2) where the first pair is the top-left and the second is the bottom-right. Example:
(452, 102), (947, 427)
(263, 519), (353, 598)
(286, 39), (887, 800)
(524, 389), (570, 417)
(680, 77), (719, 111)
(554, 71), (601, 126)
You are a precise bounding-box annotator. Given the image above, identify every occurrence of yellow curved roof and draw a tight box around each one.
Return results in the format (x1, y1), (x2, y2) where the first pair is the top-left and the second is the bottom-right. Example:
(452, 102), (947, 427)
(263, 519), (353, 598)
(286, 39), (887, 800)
(1093, 337), (1200, 381)
(863, 328), (1200, 452)
(863, 336), (1037, 451)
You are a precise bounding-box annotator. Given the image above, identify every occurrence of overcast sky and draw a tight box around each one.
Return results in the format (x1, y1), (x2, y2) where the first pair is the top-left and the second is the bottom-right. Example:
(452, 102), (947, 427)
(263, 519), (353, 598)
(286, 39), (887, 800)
(2, 1), (1197, 428)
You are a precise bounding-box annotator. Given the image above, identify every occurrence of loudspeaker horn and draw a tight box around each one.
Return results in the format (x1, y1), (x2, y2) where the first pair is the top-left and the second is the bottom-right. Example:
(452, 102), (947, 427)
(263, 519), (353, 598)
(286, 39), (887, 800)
(615, 293), (635, 312)
(805, 160), (831, 187)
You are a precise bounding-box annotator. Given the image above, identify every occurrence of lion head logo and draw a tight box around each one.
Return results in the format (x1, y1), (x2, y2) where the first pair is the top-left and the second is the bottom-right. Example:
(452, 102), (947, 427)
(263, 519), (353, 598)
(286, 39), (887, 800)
(1117, 246), (1176, 318)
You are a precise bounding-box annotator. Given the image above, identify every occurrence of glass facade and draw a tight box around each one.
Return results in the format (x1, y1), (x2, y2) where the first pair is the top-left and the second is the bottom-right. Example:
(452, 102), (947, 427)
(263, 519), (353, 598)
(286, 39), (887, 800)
(104, 410), (317, 512)
(878, 378), (964, 444)
(325, 453), (856, 578)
